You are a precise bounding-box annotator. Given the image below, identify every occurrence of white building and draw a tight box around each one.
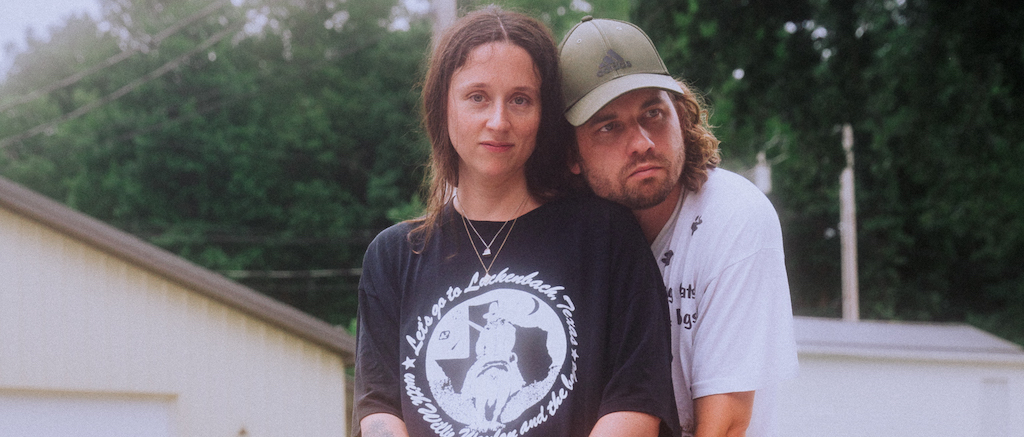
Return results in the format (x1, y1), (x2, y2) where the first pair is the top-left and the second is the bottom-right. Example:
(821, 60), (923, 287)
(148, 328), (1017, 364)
(780, 316), (1024, 436)
(0, 176), (355, 437)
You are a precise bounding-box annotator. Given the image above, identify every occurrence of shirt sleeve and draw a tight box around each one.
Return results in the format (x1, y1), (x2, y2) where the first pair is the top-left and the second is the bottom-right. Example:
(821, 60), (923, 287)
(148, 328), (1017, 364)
(690, 211), (799, 398)
(352, 232), (405, 436)
(598, 210), (682, 437)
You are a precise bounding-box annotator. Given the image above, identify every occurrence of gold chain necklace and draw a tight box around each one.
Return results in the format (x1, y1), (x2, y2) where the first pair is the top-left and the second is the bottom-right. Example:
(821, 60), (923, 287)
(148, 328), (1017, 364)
(462, 214), (518, 276)
(466, 215), (509, 257)
(457, 194), (529, 276)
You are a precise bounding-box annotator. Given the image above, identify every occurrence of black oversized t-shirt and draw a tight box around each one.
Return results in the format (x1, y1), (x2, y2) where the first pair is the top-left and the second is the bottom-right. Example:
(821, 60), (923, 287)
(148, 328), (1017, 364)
(353, 194), (679, 437)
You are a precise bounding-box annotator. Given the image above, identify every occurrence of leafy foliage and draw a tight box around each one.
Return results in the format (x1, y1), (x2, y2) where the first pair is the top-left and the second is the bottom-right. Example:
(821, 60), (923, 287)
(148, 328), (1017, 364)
(2, 0), (1023, 346)
(635, 0), (1024, 344)
(1, 0), (431, 327)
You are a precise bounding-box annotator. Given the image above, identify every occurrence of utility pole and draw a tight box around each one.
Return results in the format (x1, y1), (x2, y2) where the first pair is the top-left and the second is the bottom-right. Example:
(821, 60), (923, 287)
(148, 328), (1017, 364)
(753, 151), (772, 194)
(840, 123), (860, 321)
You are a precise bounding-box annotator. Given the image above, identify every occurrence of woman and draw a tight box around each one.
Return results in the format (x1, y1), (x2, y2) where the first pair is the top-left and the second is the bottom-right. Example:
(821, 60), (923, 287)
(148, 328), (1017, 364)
(353, 6), (679, 437)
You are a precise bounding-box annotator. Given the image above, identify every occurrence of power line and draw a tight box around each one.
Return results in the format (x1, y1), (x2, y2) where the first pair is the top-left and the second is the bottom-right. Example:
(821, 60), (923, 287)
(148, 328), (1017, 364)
(0, 21), (242, 149)
(0, 0), (230, 114)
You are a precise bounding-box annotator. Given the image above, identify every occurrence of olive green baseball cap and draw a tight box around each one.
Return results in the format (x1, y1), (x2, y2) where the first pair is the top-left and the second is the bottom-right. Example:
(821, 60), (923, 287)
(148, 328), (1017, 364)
(559, 16), (683, 126)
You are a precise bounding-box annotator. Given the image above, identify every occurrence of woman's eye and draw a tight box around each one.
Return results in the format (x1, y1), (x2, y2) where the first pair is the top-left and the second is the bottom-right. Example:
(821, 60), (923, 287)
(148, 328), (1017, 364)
(645, 109), (662, 119)
(469, 94), (484, 103)
(512, 96), (528, 105)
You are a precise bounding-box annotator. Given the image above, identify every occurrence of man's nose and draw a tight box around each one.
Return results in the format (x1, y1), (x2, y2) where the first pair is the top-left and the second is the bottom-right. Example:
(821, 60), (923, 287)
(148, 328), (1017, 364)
(626, 124), (656, 155)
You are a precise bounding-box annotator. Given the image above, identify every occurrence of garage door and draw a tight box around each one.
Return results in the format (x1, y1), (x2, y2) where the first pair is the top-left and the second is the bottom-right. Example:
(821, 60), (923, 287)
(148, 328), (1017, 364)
(0, 391), (173, 437)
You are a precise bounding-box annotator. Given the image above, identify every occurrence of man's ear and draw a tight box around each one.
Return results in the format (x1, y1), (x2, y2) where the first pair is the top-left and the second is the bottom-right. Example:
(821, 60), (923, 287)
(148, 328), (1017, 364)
(570, 162), (582, 175)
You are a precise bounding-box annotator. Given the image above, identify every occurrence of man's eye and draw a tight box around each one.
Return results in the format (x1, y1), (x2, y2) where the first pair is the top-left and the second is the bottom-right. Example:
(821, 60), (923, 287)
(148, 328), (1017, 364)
(469, 94), (485, 103)
(512, 96), (528, 105)
(645, 109), (662, 118)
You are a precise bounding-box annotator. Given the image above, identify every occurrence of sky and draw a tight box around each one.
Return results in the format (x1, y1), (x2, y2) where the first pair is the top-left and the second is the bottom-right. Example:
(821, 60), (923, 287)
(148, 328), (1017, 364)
(0, 0), (102, 76)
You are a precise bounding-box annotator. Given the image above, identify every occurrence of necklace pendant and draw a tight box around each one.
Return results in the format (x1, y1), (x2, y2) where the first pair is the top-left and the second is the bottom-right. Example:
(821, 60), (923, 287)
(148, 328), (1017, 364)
(481, 247), (492, 257)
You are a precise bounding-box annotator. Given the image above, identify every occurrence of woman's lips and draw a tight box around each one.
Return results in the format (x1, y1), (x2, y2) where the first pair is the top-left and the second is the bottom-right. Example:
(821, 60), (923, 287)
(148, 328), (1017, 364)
(482, 141), (513, 151)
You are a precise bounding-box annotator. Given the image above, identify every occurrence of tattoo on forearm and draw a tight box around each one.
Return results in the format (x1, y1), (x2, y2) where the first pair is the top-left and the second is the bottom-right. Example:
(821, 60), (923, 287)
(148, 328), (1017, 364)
(365, 418), (397, 437)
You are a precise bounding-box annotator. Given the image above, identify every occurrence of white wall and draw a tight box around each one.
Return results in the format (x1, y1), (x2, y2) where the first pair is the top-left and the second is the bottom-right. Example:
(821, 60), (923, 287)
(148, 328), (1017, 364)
(778, 353), (1024, 437)
(0, 391), (174, 437)
(0, 206), (348, 436)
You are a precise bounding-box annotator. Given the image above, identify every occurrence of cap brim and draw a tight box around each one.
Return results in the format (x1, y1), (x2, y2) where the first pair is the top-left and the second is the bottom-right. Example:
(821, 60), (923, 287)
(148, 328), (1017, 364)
(564, 73), (684, 126)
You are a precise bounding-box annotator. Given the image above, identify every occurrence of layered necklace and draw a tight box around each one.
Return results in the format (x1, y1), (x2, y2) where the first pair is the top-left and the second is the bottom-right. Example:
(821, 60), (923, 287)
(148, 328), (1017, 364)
(457, 193), (529, 276)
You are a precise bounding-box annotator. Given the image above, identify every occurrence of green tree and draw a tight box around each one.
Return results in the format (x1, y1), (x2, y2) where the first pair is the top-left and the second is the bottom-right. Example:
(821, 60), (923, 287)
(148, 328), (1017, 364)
(634, 0), (1024, 344)
(0, 0), (637, 330)
(1, 0), (432, 327)
(460, 0), (630, 40)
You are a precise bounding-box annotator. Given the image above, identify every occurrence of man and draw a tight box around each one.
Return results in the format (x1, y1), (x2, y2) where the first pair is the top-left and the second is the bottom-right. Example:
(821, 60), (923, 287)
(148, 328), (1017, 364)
(558, 17), (799, 437)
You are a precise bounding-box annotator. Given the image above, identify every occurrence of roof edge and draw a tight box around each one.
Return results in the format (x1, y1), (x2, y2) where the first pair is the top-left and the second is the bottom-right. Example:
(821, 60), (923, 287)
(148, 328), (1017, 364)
(0, 176), (355, 360)
(798, 344), (1024, 366)
(794, 316), (1024, 366)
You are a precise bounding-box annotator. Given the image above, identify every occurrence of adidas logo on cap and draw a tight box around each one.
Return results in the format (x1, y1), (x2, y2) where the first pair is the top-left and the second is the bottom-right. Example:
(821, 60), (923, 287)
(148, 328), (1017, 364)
(558, 16), (684, 126)
(597, 50), (631, 77)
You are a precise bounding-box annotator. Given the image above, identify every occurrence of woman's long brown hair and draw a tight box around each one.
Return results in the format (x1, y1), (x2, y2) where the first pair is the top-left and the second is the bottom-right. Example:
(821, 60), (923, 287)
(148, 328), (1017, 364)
(408, 5), (572, 251)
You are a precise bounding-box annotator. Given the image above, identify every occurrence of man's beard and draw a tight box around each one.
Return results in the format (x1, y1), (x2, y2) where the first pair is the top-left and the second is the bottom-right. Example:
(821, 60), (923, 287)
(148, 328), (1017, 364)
(582, 149), (682, 211)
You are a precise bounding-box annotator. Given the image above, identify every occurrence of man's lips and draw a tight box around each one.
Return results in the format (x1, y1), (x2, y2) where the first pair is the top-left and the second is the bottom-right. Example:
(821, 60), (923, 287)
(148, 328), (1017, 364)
(629, 163), (664, 178)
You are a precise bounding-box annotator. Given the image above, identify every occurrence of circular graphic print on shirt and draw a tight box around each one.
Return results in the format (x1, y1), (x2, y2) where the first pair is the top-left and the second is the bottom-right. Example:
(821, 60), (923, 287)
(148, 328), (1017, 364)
(425, 288), (567, 432)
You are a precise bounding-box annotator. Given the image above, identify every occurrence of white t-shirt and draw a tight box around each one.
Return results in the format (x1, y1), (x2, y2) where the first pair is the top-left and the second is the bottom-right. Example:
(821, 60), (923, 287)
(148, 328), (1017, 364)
(651, 168), (799, 437)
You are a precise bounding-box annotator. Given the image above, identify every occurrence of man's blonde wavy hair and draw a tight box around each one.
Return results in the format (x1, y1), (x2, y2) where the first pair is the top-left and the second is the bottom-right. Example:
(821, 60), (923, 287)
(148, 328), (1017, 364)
(672, 80), (721, 192)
